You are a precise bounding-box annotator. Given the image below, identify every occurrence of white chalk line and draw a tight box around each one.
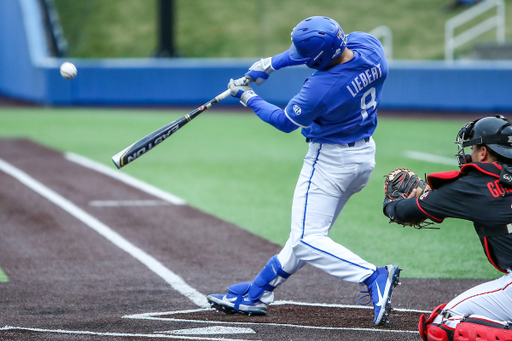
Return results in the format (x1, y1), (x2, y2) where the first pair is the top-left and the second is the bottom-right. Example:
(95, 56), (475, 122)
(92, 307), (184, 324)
(155, 326), (256, 335)
(124, 302), (429, 320)
(64, 152), (432, 316)
(122, 302), (427, 335)
(0, 153), (425, 338)
(0, 304), (422, 339)
(271, 300), (430, 314)
(65, 152), (186, 205)
(0, 157), (208, 308)
(124, 315), (418, 334)
(0, 326), (259, 341)
(89, 199), (171, 207)
(405, 150), (457, 166)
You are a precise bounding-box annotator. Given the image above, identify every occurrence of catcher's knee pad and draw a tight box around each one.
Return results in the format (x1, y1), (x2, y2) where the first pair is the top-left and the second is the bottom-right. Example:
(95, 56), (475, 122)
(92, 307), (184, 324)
(248, 255), (290, 301)
(454, 315), (512, 341)
(419, 303), (455, 341)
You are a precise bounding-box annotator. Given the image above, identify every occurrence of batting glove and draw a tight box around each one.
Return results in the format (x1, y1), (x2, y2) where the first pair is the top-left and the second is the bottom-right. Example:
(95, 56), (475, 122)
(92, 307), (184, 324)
(245, 57), (274, 85)
(228, 77), (257, 107)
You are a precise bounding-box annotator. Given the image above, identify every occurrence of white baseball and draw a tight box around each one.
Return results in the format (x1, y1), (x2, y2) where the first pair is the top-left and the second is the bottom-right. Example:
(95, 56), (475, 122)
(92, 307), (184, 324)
(60, 62), (77, 80)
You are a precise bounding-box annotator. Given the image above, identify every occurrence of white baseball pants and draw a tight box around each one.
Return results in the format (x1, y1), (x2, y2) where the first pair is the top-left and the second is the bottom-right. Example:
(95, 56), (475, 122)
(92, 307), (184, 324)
(277, 138), (377, 285)
(433, 270), (512, 328)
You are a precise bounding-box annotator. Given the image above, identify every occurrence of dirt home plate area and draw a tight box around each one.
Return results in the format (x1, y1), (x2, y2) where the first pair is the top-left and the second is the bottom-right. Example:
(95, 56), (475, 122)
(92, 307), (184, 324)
(0, 138), (486, 341)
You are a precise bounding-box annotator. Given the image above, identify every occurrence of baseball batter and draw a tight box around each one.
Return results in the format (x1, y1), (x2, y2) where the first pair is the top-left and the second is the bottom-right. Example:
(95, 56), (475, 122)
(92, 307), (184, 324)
(383, 115), (512, 341)
(208, 16), (400, 326)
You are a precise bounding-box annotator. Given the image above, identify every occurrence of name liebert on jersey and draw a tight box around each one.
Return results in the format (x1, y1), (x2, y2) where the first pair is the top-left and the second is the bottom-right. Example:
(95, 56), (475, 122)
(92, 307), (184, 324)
(346, 63), (383, 97)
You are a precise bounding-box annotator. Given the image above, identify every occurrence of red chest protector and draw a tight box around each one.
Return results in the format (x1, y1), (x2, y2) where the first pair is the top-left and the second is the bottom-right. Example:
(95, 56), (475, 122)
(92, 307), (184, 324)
(427, 162), (502, 190)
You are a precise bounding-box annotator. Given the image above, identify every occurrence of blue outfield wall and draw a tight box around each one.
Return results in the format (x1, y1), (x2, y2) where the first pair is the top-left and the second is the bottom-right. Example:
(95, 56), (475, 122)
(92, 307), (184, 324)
(1, 0), (512, 111)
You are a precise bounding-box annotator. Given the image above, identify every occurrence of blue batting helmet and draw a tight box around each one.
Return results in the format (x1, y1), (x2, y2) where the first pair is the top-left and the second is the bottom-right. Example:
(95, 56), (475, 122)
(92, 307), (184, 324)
(289, 16), (347, 71)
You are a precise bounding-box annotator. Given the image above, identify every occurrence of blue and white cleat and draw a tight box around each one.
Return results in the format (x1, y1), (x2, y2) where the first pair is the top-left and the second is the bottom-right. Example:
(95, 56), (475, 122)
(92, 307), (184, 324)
(207, 293), (267, 316)
(361, 265), (401, 325)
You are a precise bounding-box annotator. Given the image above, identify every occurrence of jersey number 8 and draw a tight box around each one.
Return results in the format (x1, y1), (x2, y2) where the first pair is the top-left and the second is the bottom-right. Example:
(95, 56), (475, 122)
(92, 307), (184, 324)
(361, 87), (376, 121)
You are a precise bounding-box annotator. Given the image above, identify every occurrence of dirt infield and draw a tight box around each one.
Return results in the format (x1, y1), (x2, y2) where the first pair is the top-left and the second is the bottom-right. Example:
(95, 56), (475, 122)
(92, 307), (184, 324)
(0, 139), (487, 341)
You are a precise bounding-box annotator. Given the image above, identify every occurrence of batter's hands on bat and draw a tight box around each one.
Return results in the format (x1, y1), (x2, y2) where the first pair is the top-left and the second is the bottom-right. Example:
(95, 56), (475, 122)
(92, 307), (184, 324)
(245, 58), (275, 85)
(228, 77), (257, 107)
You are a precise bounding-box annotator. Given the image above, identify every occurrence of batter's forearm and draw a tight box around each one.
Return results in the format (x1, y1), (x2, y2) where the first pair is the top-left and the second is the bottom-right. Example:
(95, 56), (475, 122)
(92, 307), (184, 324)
(271, 50), (307, 70)
(248, 97), (298, 133)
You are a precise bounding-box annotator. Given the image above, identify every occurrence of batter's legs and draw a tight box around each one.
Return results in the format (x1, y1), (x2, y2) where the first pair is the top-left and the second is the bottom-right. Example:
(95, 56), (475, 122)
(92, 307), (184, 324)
(277, 141), (376, 283)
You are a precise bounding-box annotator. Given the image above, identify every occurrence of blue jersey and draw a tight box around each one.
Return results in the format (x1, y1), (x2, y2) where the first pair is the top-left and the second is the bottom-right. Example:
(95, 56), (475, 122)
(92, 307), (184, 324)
(284, 32), (388, 144)
(248, 32), (388, 143)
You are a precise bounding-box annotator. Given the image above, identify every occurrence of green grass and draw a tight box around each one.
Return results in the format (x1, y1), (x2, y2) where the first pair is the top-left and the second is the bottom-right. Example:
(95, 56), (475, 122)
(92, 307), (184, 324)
(0, 267), (9, 282)
(54, 0), (512, 60)
(0, 108), (501, 280)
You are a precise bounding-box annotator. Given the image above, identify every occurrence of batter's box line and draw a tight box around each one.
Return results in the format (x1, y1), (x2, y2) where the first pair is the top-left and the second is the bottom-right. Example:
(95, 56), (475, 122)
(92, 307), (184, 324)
(272, 300), (430, 314)
(122, 300), (430, 319)
(0, 326), (259, 341)
(123, 301), (427, 335)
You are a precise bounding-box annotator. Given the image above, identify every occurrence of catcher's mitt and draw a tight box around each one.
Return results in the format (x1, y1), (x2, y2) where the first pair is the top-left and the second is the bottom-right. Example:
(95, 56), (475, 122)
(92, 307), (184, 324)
(384, 168), (430, 201)
(383, 168), (433, 229)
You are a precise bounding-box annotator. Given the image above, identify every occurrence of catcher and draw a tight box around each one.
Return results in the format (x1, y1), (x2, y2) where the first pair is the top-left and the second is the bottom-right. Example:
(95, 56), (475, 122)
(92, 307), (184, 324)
(383, 115), (512, 341)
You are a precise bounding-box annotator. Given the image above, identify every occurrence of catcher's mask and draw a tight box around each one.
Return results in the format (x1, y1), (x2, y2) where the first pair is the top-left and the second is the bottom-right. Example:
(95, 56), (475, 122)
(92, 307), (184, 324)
(456, 115), (512, 167)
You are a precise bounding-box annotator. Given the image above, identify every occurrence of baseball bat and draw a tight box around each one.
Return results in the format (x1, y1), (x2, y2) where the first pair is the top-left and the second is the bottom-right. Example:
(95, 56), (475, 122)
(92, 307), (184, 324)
(111, 88), (232, 169)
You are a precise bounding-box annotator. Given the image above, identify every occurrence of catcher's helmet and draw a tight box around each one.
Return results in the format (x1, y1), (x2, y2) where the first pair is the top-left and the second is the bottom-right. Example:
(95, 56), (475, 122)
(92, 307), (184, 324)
(289, 16), (347, 71)
(456, 115), (512, 167)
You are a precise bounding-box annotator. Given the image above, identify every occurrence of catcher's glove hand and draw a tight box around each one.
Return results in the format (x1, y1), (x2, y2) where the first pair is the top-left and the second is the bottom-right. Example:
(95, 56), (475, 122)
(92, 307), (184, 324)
(383, 168), (433, 229)
(384, 168), (430, 202)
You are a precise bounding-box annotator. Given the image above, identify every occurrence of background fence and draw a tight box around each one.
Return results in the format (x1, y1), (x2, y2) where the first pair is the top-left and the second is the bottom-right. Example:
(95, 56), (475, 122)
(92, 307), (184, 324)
(1, 0), (511, 111)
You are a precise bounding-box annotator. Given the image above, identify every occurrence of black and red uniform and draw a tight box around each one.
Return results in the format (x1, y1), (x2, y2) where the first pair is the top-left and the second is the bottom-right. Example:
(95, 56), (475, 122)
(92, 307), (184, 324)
(393, 115), (512, 340)
(384, 162), (512, 272)
(386, 162), (512, 341)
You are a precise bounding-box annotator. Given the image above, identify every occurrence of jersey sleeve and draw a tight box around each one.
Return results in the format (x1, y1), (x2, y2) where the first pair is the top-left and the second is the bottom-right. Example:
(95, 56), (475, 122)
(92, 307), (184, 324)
(284, 77), (328, 128)
(416, 178), (482, 222)
(385, 180), (472, 226)
(384, 198), (438, 226)
(247, 96), (299, 133)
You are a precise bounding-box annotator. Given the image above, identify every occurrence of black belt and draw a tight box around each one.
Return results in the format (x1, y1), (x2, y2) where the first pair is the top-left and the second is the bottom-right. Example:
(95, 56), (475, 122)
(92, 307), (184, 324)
(347, 137), (370, 147)
(306, 137), (370, 145)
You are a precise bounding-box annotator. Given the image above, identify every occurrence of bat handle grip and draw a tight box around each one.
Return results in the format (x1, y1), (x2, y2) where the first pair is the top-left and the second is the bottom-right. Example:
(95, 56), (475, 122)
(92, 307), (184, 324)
(215, 89), (232, 102)
(215, 76), (251, 102)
